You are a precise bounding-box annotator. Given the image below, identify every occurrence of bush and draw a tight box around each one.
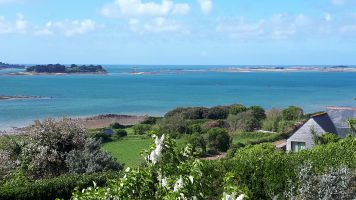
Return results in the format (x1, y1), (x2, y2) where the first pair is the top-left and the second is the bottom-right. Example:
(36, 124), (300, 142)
(0, 172), (120, 200)
(156, 115), (191, 138)
(188, 133), (207, 155)
(229, 104), (247, 115)
(132, 124), (151, 135)
(248, 106), (266, 121)
(205, 106), (229, 120)
(184, 107), (209, 119)
(282, 106), (304, 120)
(262, 108), (282, 132)
(227, 111), (259, 132)
(111, 122), (125, 129)
(65, 139), (122, 174)
(314, 133), (340, 145)
(114, 129), (128, 138)
(141, 116), (159, 125)
(207, 128), (231, 152)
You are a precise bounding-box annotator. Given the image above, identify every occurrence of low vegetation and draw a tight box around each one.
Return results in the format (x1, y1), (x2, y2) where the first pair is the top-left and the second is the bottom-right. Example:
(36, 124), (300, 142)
(26, 64), (106, 73)
(1, 104), (355, 199)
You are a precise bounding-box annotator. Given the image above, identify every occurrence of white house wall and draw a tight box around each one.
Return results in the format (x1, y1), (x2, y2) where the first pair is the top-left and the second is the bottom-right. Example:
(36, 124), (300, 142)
(286, 118), (326, 151)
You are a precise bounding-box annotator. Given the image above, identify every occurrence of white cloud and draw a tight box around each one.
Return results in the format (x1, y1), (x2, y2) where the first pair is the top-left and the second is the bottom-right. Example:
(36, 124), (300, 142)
(0, 13), (28, 34)
(324, 13), (332, 22)
(35, 19), (97, 37)
(331, 0), (345, 5)
(101, 0), (190, 18)
(198, 0), (212, 14)
(129, 17), (189, 34)
(216, 14), (315, 40)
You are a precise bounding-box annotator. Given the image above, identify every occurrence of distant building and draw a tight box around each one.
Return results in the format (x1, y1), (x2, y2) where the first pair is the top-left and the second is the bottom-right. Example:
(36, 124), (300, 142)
(286, 106), (356, 152)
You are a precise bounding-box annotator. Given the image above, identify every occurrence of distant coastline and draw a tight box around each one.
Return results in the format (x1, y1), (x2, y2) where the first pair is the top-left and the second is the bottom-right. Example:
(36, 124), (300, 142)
(127, 65), (356, 75)
(2, 64), (107, 75)
(0, 62), (25, 70)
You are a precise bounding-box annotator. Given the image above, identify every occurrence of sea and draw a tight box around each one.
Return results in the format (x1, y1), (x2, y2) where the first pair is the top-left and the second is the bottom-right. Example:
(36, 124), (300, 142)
(1, 65), (356, 131)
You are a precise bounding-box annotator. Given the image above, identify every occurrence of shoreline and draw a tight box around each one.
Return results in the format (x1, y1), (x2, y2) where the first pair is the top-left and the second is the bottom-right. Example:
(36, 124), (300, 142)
(0, 113), (147, 134)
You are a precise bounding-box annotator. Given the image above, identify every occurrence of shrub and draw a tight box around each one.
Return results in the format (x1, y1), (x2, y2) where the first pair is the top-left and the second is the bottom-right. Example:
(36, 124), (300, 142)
(111, 122), (125, 129)
(188, 133), (207, 155)
(0, 172), (120, 200)
(164, 107), (188, 118)
(262, 108), (282, 132)
(156, 115), (191, 138)
(207, 128), (231, 152)
(141, 116), (159, 125)
(248, 105), (266, 121)
(65, 139), (122, 174)
(227, 111), (259, 132)
(205, 106), (229, 120)
(184, 107), (209, 119)
(114, 129), (128, 138)
(132, 124), (151, 135)
(282, 106), (304, 120)
(203, 120), (221, 129)
(229, 104), (247, 115)
(314, 133), (340, 145)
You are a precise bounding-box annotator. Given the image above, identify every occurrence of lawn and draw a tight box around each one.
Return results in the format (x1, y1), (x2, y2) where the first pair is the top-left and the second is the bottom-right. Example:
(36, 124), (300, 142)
(231, 131), (281, 145)
(102, 135), (189, 167)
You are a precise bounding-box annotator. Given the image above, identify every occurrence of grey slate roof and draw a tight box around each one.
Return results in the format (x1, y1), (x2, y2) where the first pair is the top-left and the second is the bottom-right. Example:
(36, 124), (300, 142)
(312, 113), (337, 134)
(326, 106), (356, 137)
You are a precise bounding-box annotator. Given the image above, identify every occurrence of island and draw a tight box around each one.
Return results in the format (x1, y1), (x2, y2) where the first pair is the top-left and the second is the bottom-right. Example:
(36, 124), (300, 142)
(25, 64), (107, 74)
(0, 62), (25, 70)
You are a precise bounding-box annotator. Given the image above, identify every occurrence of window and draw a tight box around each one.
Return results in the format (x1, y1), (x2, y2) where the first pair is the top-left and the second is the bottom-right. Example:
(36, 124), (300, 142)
(291, 142), (306, 152)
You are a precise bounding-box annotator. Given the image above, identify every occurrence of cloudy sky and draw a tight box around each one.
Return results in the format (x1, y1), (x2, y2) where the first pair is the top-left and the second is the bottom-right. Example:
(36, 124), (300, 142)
(0, 0), (356, 65)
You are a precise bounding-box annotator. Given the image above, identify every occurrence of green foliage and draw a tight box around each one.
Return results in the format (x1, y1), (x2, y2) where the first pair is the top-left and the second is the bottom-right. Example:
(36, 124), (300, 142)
(231, 131), (281, 146)
(156, 114), (191, 138)
(205, 106), (229, 119)
(282, 106), (304, 120)
(262, 108), (282, 132)
(229, 104), (247, 115)
(113, 129), (127, 138)
(207, 128), (231, 152)
(348, 118), (356, 135)
(65, 139), (122, 174)
(141, 116), (160, 125)
(188, 133), (207, 155)
(227, 111), (260, 132)
(0, 172), (120, 200)
(313, 133), (340, 145)
(248, 105), (266, 121)
(110, 122), (125, 129)
(132, 124), (151, 135)
(228, 137), (356, 199)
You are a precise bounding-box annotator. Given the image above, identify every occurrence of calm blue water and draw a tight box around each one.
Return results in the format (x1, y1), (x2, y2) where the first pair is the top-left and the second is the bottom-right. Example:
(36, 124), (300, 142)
(1, 65), (356, 130)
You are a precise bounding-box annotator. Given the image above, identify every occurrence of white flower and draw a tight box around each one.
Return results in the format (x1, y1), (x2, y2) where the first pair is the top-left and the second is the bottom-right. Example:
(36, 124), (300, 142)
(236, 194), (245, 200)
(174, 176), (184, 192)
(148, 134), (165, 164)
(161, 177), (168, 188)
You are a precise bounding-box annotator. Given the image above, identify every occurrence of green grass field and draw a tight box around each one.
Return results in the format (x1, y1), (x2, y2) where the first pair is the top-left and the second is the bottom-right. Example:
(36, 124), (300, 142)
(231, 132), (281, 145)
(102, 135), (189, 167)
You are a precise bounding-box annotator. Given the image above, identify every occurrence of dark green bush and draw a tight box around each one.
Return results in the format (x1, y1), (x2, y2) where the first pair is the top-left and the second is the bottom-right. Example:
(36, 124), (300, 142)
(207, 128), (231, 152)
(114, 129), (128, 138)
(229, 104), (247, 115)
(205, 106), (229, 120)
(111, 122), (125, 129)
(0, 172), (121, 200)
(141, 116), (160, 125)
(248, 105), (266, 121)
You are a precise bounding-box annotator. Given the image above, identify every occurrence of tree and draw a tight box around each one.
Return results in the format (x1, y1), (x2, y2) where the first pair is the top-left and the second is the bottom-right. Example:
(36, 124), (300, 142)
(248, 106), (266, 121)
(227, 111), (260, 132)
(114, 129), (128, 138)
(205, 106), (229, 120)
(156, 114), (191, 138)
(207, 128), (231, 152)
(282, 106), (304, 120)
(262, 108), (282, 131)
(229, 104), (247, 115)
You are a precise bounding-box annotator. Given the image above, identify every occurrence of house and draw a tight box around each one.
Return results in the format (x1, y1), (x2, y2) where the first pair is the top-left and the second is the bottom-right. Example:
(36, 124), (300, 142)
(286, 106), (356, 152)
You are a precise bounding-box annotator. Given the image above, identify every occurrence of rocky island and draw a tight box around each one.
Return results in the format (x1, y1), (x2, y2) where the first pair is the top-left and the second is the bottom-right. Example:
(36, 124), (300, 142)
(6, 64), (107, 75)
(0, 95), (47, 100)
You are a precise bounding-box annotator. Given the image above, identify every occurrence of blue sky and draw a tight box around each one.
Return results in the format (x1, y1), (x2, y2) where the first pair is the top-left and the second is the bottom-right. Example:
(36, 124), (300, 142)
(0, 0), (356, 65)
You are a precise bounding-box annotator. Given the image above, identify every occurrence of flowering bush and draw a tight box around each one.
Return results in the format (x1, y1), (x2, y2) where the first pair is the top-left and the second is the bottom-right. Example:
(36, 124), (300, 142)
(72, 134), (244, 199)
